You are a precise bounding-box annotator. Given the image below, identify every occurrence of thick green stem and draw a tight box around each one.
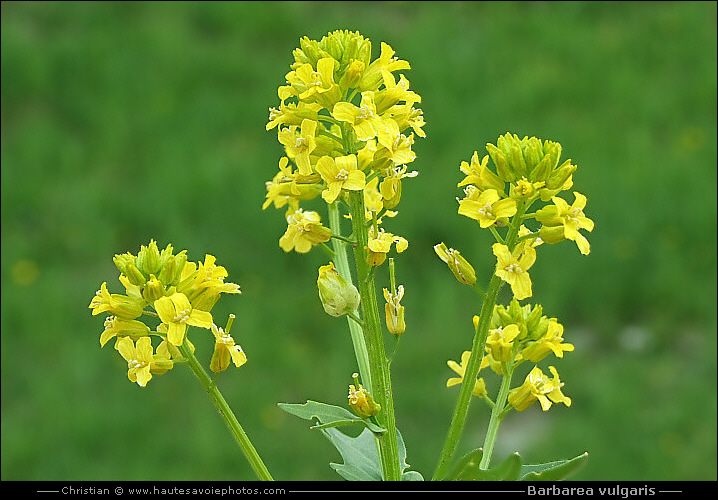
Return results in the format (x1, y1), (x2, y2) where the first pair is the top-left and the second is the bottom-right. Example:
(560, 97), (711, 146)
(177, 340), (273, 481)
(348, 190), (402, 481)
(432, 200), (528, 481)
(328, 201), (373, 393)
(479, 363), (515, 469)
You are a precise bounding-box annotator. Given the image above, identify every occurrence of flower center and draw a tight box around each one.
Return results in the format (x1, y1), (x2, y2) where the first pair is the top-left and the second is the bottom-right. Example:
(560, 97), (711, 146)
(505, 263), (523, 274)
(477, 203), (493, 217)
(357, 104), (374, 120)
(335, 168), (349, 181)
(173, 308), (191, 324)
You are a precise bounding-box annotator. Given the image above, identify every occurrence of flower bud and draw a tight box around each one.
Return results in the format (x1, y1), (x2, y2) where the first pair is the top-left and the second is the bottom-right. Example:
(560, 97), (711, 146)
(434, 242), (477, 285)
(348, 373), (381, 418)
(340, 60), (365, 89)
(486, 143), (515, 182)
(317, 262), (360, 317)
(136, 240), (161, 276)
(114, 253), (146, 286)
(142, 274), (166, 303)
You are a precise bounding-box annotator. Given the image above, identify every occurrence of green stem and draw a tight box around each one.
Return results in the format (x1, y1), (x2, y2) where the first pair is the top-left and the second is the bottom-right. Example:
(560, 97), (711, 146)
(432, 200), (528, 481)
(348, 190), (402, 481)
(327, 201), (373, 393)
(479, 363), (515, 469)
(177, 340), (273, 481)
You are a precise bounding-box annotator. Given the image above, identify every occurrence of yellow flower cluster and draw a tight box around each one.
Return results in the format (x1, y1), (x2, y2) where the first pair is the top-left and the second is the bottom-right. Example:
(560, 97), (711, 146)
(445, 133), (594, 300)
(446, 299), (573, 412)
(89, 240), (245, 386)
(263, 30), (424, 257)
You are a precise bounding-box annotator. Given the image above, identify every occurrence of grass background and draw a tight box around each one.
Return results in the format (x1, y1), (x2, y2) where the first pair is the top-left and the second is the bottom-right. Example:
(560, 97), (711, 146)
(1, 1), (716, 481)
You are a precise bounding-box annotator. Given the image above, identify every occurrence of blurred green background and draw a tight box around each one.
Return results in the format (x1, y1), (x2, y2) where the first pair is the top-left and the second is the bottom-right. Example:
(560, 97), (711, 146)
(2, 1), (716, 481)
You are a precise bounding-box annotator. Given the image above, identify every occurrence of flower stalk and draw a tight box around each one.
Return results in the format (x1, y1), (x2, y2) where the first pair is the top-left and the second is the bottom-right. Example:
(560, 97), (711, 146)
(178, 338), (274, 481)
(433, 200), (527, 480)
(348, 189), (402, 481)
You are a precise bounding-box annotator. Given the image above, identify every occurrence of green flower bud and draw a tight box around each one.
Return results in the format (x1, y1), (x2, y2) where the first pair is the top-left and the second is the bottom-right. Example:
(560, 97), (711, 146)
(524, 136), (543, 172)
(142, 274), (166, 303)
(136, 240), (161, 276)
(114, 253), (146, 286)
(538, 225), (566, 245)
(317, 262), (360, 317)
(544, 159), (577, 190)
(486, 143), (515, 182)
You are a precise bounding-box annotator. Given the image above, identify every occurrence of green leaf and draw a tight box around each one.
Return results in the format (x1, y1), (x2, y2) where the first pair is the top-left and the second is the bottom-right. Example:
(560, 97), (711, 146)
(443, 448), (483, 481)
(279, 401), (423, 481)
(520, 452), (589, 481)
(449, 450), (523, 481)
(278, 400), (386, 434)
(322, 427), (383, 481)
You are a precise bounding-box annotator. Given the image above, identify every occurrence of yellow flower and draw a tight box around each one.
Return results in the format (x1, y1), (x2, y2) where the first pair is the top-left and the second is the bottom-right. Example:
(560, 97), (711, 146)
(379, 164), (418, 209)
(458, 189), (517, 228)
(100, 315), (150, 347)
(277, 119), (318, 176)
(89, 282), (144, 319)
(278, 209), (332, 253)
(115, 337), (173, 387)
(492, 243), (536, 300)
(520, 319), (574, 362)
(284, 57), (341, 108)
(348, 373), (381, 418)
(315, 154), (366, 203)
(446, 351), (488, 398)
(359, 42), (411, 91)
(383, 285), (406, 335)
(458, 152), (505, 192)
(536, 192), (594, 255)
(209, 323), (247, 373)
(154, 292), (213, 346)
(508, 366), (571, 411)
(374, 73), (421, 113)
(266, 101), (321, 131)
(485, 324), (520, 363)
(433, 242), (477, 285)
(366, 227), (408, 266)
(332, 91), (398, 148)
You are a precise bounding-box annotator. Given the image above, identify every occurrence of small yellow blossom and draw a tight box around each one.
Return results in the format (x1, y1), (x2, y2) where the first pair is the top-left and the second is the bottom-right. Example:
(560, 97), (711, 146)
(154, 292), (213, 346)
(492, 243), (536, 300)
(485, 324), (520, 363)
(458, 189), (517, 228)
(278, 209), (332, 253)
(433, 242), (476, 285)
(209, 323), (247, 373)
(446, 351), (489, 398)
(348, 373), (381, 418)
(508, 366), (571, 411)
(89, 282), (144, 319)
(383, 285), (406, 335)
(115, 337), (173, 387)
(100, 315), (150, 347)
(520, 319), (574, 362)
(315, 154), (366, 203)
(366, 227), (408, 266)
(458, 152), (505, 192)
(332, 91), (398, 148)
(277, 119), (318, 176)
(536, 192), (594, 255)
